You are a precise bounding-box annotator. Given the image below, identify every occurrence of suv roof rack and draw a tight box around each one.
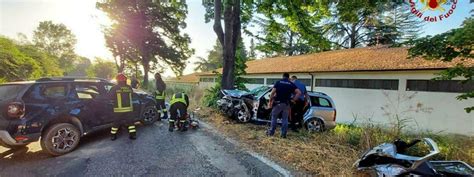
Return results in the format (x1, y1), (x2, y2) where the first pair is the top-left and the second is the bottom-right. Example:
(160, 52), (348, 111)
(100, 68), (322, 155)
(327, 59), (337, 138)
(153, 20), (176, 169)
(36, 77), (109, 82)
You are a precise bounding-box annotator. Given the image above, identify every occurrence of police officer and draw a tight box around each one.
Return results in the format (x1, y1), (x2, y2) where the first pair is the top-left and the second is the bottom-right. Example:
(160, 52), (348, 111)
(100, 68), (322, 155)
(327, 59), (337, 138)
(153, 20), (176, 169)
(155, 73), (168, 120)
(109, 73), (137, 140)
(267, 73), (301, 138)
(168, 92), (189, 132)
(290, 76), (309, 132)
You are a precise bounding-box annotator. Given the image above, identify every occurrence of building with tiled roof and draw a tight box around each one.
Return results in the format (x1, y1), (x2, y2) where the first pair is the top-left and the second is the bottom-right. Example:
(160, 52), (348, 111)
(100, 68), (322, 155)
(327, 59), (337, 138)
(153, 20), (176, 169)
(195, 47), (473, 136)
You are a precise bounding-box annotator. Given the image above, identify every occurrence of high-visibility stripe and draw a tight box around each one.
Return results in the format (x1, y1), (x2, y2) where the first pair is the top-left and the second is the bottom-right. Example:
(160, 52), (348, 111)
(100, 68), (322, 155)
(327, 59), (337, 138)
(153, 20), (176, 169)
(170, 93), (187, 106)
(180, 120), (186, 123)
(111, 127), (119, 130)
(129, 129), (136, 133)
(111, 130), (117, 134)
(155, 91), (165, 99)
(114, 107), (133, 112)
(162, 109), (167, 112)
(117, 93), (122, 108)
(169, 120), (175, 122)
(128, 126), (136, 129)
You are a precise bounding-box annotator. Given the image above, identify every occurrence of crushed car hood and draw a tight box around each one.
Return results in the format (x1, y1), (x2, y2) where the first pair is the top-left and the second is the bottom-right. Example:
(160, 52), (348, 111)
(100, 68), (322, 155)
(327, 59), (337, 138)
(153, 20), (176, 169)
(222, 89), (252, 98)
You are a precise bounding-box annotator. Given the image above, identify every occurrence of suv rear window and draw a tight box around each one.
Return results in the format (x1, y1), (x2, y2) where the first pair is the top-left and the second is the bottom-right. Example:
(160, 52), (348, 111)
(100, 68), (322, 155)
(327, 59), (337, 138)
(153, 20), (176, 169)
(311, 96), (332, 108)
(0, 85), (26, 101)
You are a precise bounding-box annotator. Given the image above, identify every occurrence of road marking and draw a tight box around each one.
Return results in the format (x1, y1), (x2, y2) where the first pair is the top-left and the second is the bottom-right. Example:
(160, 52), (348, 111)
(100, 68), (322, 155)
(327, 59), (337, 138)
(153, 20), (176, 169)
(199, 121), (292, 177)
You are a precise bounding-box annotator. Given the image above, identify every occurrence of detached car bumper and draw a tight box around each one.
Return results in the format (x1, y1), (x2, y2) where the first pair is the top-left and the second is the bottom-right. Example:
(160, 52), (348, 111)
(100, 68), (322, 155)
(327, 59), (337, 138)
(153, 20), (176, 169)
(0, 130), (27, 146)
(0, 130), (39, 147)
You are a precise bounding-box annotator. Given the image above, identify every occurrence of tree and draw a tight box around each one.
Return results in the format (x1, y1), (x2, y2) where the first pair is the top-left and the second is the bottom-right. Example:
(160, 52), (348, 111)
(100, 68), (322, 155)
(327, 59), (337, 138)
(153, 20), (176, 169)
(408, 18), (474, 113)
(0, 37), (41, 81)
(68, 56), (92, 76)
(87, 58), (117, 79)
(194, 40), (223, 72)
(249, 1), (331, 56)
(203, 0), (243, 89)
(98, 0), (194, 86)
(248, 38), (257, 59)
(323, 1), (422, 48)
(33, 21), (77, 72)
(17, 45), (63, 77)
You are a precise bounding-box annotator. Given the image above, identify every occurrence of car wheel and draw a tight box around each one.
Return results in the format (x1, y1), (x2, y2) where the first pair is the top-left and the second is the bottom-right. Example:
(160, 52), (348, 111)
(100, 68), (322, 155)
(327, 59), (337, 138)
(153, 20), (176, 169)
(141, 106), (158, 125)
(40, 123), (81, 156)
(236, 108), (250, 123)
(305, 118), (324, 132)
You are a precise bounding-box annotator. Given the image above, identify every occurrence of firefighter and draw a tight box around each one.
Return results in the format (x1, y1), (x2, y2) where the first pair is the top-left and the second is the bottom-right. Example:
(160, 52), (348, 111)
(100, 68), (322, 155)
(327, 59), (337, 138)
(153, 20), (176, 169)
(168, 92), (189, 132)
(155, 73), (168, 120)
(109, 73), (137, 140)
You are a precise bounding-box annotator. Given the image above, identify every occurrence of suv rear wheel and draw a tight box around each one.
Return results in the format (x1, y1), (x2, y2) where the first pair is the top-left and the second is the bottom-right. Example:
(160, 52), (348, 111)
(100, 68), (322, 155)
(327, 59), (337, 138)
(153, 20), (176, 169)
(40, 123), (81, 156)
(305, 118), (324, 132)
(141, 106), (158, 125)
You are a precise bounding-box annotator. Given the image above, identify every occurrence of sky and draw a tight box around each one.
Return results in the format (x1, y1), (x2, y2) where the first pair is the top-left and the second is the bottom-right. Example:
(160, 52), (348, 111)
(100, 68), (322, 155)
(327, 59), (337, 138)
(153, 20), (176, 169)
(0, 0), (473, 77)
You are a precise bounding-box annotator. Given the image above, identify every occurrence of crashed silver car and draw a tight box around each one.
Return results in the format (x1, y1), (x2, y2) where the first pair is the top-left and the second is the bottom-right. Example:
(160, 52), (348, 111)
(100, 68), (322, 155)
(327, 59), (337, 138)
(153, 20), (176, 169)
(217, 86), (337, 132)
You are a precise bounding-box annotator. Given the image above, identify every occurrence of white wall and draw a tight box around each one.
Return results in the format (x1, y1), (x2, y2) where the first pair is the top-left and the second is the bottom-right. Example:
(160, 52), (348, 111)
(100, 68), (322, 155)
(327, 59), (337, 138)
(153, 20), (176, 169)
(313, 71), (474, 136)
(197, 71), (474, 135)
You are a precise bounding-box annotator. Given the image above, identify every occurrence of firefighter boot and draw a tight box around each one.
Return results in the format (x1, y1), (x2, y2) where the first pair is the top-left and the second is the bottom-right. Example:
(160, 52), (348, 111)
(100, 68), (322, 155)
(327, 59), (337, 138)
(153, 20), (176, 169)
(169, 120), (175, 132)
(162, 110), (168, 119)
(129, 132), (137, 140)
(128, 126), (137, 140)
(111, 127), (118, 141)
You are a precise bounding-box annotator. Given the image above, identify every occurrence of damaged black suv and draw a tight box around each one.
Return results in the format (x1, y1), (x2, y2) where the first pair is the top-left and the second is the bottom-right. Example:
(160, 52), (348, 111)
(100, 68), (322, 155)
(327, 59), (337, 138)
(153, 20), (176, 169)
(0, 77), (158, 156)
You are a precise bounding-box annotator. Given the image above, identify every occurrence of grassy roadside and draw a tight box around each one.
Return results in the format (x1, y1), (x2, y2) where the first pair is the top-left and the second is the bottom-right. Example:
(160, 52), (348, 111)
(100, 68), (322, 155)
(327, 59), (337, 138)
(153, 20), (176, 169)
(194, 107), (474, 176)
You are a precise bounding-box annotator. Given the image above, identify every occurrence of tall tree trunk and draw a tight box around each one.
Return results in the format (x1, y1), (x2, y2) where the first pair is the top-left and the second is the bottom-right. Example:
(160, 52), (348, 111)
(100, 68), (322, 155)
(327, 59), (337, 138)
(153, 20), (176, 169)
(215, 0), (241, 89)
(142, 59), (149, 87)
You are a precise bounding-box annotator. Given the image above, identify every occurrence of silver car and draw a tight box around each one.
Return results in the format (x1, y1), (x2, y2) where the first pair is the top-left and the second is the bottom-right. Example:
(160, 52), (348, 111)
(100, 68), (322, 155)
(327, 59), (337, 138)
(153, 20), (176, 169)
(217, 86), (337, 132)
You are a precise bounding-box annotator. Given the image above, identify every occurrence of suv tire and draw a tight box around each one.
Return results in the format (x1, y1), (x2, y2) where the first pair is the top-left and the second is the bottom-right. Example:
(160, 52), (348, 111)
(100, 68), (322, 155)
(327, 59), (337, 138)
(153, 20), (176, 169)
(140, 106), (158, 125)
(305, 118), (324, 133)
(40, 123), (81, 156)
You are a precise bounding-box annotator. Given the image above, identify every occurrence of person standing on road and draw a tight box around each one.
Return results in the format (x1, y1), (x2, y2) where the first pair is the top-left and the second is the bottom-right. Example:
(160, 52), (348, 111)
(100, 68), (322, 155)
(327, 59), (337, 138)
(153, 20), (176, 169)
(267, 73), (301, 138)
(131, 76), (140, 89)
(155, 73), (168, 120)
(109, 73), (137, 140)
(290, 76), (309, 132)
(168, 92), (190, 132)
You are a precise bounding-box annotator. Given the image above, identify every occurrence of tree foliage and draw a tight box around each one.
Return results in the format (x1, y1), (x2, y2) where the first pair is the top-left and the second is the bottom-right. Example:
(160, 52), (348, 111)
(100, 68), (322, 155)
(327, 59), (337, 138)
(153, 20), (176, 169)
(408, 18), (474, 113)
(17, 45), (63, 77)
(97, 0), (194, 86)
(0, 37), (42, 81)
(194, 40), (223, 72)
(250, 1), (331, 56)
(33, 21), (77, 72)
(87, 58), (117, 79)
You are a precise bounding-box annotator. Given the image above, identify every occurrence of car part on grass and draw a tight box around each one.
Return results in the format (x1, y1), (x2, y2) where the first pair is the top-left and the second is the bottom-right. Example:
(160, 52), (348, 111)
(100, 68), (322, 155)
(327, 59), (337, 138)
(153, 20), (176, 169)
(354, 138), (474, 176)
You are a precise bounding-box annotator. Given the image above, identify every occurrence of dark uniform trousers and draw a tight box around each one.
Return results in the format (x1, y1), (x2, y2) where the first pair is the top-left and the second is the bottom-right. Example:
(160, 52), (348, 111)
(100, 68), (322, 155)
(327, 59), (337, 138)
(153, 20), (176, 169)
(169, 102), (187, 130)
(155, 91), (167, 118)
(109, 85), (136, 138)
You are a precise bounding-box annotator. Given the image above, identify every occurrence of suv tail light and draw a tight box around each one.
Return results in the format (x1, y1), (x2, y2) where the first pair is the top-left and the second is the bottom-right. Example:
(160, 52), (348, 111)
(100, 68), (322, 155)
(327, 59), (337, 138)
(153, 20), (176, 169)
(7, 102), (25, 118)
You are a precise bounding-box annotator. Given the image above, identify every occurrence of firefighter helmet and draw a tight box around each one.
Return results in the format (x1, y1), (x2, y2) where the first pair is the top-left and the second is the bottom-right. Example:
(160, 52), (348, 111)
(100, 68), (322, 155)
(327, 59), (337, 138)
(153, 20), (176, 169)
(116, 73), (127, 82)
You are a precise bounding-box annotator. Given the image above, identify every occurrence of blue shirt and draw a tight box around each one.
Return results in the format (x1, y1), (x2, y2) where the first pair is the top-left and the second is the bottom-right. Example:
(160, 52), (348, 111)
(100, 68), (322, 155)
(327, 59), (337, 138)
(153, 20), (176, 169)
(273, 78), (298, 103)
(293, 80), (307, 101)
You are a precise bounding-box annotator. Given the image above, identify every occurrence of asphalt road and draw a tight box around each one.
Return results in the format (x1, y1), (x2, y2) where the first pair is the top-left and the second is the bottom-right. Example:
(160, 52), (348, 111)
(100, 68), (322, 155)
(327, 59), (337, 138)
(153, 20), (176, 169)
(0, 121), (287, 177)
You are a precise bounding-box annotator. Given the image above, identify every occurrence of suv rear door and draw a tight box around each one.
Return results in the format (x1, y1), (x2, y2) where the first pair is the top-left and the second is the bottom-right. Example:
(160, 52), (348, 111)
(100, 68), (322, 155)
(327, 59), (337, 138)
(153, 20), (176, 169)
(22, 83), (72, 133)
(309, 96), (335, 120)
